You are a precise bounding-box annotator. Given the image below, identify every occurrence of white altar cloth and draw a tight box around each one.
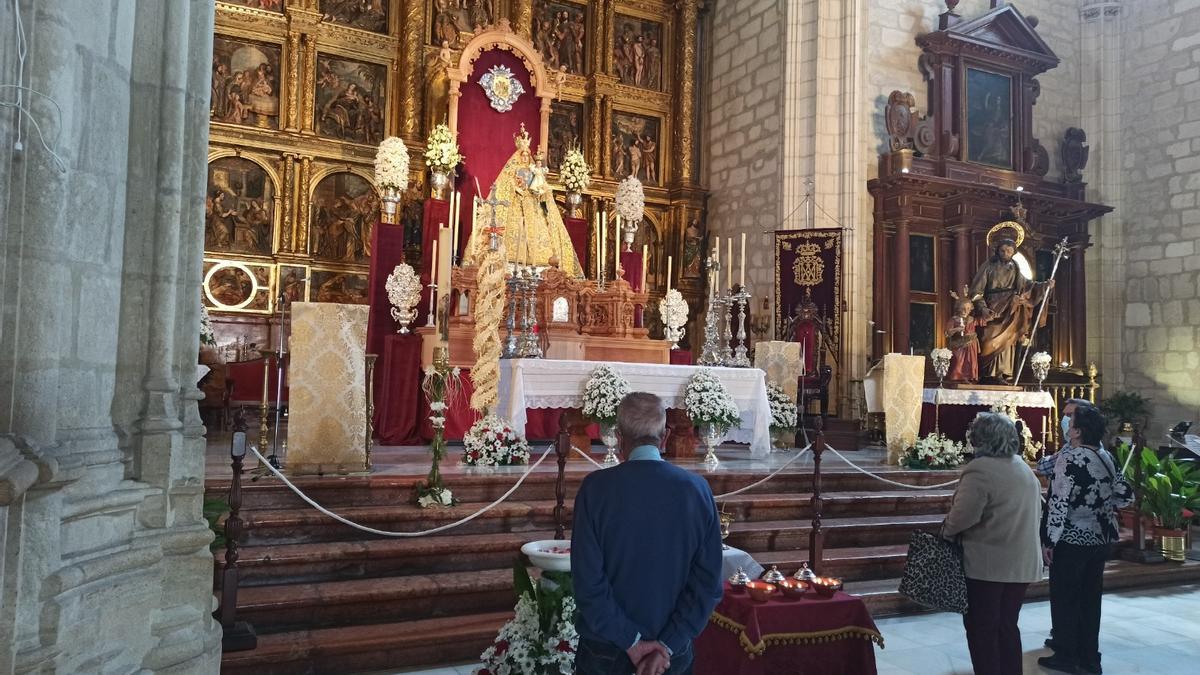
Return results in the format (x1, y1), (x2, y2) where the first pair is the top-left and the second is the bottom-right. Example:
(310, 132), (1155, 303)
(499, 359), (773, 457)
(923, 388), (1055, 409)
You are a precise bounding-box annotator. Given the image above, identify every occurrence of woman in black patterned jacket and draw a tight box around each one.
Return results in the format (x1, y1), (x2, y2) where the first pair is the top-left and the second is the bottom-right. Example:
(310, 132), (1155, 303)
(1038, 405), (1133, 675)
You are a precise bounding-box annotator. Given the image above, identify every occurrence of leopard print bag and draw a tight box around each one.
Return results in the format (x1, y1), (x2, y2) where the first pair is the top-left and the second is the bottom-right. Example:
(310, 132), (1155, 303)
(898, 529), (968, 614)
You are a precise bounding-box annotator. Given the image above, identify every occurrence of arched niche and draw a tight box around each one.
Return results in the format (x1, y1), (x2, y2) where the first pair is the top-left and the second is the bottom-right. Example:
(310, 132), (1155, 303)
(204, 151), (281, 257)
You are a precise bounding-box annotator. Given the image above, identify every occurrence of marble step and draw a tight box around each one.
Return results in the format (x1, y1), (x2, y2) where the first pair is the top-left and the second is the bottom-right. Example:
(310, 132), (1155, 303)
(207, 463), (959, 511)
(219, 610), (512, 675)
(232, 491), (953, 546)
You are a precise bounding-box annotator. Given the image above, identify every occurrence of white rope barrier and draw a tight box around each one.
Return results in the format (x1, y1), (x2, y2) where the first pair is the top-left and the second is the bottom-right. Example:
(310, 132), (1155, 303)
(823, 444), (961, 490)
(714, 444), (812, 500)
(571, 446), (608, 470)
(246, 444), (556, 537)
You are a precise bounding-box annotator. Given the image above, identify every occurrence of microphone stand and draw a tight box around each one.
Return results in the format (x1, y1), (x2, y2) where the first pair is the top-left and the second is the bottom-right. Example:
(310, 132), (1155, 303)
(267, 290), (288, 469)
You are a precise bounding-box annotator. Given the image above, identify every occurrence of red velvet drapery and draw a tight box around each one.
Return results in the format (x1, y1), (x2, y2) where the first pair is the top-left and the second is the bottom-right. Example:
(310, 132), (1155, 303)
(454, 50), (541, 259)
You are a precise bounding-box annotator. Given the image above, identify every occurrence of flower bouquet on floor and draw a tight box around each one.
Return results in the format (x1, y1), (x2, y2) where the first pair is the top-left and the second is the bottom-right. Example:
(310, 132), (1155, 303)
(766, 383), (797, 450)
(463, 414), (531, 467)
(684, 370), (742, 467)
(902, 432), (966, 470)
(480, 564), (578, 675)
(581, 365), (631, 466)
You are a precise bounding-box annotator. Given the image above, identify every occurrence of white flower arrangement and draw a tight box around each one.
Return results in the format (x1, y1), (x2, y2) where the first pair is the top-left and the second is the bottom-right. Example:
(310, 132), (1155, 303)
(581, 365), (631, 426)
(424, 123), (463, 173)
(989, 397), (1043, 461)
(767, 383), (797, 433)
(1030, 351), (1052, 367)
(199, 303), (217, 346)
(902, 431), (966, 470)
(463, 414), (531, 466)
(373, 136), (410, 192)
(559, 147), (590, 193)
(930, 347), (952, 364)
(659, 289), (689, 329)
(684, 370), (742, 433)
(479, 590), (577, 675)
(614, 175), (644, 223)
(417, 487), (453, 508)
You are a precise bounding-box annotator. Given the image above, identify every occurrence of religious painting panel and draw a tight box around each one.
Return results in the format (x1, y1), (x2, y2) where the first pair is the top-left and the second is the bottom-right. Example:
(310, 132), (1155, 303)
(314, 55), (386, 145)
(310, 171), (378, 264)
(533, 1), (586, 75)
(322, 0), (388, 33)
(211, 35), (282, 129)
(611, 111), (661, 186)
(965, 67), (1012, 169)
(429, 0), (495, 48)
(548, 100), (584, 171)
(203, 259), (274, 313)
(221, 0), (284, 11)
(310, 269), (370, 304)
(205, 157), (275, 256)
(909, 303), (936, 355)
(612, 14), (663, 90)
(909, 234), (935, 293)
(278, 264), (311, 304)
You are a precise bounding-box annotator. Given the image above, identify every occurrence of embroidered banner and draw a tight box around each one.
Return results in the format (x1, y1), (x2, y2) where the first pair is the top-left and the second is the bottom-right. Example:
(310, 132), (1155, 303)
(774, 229), (843, 355)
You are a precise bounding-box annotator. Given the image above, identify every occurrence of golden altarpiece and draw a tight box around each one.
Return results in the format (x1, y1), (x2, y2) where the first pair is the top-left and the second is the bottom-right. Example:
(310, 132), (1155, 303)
(204, 0), (709, 351)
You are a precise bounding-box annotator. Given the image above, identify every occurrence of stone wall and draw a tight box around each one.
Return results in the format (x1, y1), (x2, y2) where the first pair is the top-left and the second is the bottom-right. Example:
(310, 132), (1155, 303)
(0, 0), (221, 672)
(703, 0), (786, 310)
(1118, 0), (1200, 437)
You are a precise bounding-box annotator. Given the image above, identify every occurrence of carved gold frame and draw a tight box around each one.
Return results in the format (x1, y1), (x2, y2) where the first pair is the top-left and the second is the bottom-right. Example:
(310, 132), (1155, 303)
(442, 20), (556, 156)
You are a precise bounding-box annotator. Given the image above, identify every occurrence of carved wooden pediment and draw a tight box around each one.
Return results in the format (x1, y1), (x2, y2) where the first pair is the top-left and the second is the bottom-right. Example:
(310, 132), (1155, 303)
(919, 4), (1058, 74)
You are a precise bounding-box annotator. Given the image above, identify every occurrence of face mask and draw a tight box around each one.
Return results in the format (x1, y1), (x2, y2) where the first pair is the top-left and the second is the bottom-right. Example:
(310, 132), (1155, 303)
(1060, 415), (1071, 441)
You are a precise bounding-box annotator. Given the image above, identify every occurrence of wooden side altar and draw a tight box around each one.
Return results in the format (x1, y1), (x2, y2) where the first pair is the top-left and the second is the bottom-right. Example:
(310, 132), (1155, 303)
(417, 263), (669, 368)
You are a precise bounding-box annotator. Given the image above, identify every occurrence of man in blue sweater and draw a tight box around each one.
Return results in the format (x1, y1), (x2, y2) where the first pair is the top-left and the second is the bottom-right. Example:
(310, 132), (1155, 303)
(571, 392), (725, 675)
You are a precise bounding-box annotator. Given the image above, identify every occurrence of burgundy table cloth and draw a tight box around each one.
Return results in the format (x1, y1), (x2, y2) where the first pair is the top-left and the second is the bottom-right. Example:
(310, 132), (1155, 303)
(919, 402), (1049, 444)
(374, 333), (424, 445)
(694, 584), (883, 675)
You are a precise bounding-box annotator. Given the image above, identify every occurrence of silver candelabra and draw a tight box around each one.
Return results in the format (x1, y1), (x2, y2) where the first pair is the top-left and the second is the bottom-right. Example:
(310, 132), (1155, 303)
(518, 266), (543, 358)
(502, 268), (521, 359)
(425, 282), (437, 327)
(730, 287), (751, 367)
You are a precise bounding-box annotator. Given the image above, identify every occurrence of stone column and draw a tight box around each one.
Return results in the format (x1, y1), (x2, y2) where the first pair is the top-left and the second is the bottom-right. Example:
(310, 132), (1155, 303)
(892, 220), (911, 352)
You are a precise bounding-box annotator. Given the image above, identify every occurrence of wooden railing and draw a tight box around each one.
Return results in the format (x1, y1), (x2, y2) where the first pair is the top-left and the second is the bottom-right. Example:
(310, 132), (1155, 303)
(1020, 364), (1101, 447)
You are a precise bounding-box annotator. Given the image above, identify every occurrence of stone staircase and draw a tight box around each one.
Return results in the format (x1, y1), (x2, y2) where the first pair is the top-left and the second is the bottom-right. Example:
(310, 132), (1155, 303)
(211, 452), (959, 674)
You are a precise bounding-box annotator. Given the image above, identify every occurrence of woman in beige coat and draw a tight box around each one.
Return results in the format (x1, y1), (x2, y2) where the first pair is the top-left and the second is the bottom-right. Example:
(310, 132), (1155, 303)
(943, 412), (1043, 675)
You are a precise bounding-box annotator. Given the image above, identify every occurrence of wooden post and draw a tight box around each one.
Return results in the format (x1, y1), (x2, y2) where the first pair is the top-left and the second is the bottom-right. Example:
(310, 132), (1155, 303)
(554, 412), (571, 540)
(218, 411), (257, 651)
(809, 416), (826, 573)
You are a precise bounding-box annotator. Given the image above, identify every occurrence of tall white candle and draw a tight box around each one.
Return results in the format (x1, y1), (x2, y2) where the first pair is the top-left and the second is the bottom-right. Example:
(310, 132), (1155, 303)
(599, 212), (606, 281)
(449, 191), (459, 262)
(726, 237), (733, 290)
(430, 237), (439, 287)
(714, 236), (720, 270)
(641, 244), (649, 291)
(666, 255), (672, 293)
(740, 232), (747, 288)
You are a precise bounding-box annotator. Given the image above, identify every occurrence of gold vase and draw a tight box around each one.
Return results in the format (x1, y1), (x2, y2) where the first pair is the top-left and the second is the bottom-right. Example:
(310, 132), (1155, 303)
(1160, 529), (1187, 562)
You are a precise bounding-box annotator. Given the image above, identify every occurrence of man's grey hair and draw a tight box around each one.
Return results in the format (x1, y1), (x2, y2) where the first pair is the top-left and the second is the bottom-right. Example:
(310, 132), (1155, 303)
(617, 392), (666, 446)
(969, 412), (1021, 458)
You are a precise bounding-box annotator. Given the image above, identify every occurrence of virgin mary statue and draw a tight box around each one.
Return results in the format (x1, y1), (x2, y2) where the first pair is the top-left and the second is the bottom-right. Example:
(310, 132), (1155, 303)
(466, 126), (584, 277)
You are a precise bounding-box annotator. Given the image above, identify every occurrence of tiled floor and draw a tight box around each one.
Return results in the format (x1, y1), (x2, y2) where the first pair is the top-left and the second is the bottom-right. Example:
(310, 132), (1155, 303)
(384, 584), (1200, 675)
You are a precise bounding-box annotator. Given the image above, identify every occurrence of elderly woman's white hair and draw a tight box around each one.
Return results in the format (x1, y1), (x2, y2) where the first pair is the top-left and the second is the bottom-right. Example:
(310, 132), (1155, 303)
(968, 412), (1021, 458)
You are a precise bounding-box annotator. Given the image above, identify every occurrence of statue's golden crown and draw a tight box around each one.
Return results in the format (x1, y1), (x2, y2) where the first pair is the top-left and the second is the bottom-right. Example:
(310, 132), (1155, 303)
(514, 123), (531, 152)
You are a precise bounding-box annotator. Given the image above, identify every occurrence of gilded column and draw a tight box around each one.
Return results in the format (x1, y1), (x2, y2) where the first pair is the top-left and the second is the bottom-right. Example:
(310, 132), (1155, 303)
(301, 34), (317, 132)
(589, 94), (604, 177)
(281, 154), (295, 251)
(590, 1), (606, 74)
(892, 220), (911, 353)
(602, 1), (616, 73)
(674, 0), (698, 184)
(400, 0), (426, 140)
(297, 157), (312, 253)
(512, 0), (533, 37)
(286, 31), (301, 131)
(599, 96), (612, 177)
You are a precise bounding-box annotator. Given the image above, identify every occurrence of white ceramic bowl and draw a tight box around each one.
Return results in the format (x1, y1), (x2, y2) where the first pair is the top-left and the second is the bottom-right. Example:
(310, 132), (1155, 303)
(521, 539), (572, 572)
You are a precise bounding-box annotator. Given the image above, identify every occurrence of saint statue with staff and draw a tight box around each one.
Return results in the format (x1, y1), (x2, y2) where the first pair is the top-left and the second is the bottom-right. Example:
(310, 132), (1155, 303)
(969, 220), (1055, 385)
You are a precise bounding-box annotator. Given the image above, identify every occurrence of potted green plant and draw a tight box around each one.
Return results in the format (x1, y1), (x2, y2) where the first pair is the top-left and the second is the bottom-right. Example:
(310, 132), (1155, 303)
(1100, 391), (1152, 437)
(1112, 444), (1156, 536)
(1140, 455), (1200, 562)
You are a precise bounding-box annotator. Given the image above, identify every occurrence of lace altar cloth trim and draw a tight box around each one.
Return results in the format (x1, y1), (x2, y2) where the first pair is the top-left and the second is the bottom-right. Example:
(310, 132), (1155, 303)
(923, 388), (1055, 408)
(499, 359), (773, 457)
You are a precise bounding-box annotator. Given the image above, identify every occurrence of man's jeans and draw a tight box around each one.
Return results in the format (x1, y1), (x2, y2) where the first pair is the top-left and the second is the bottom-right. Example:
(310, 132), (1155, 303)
(575, 637), (694, 675)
